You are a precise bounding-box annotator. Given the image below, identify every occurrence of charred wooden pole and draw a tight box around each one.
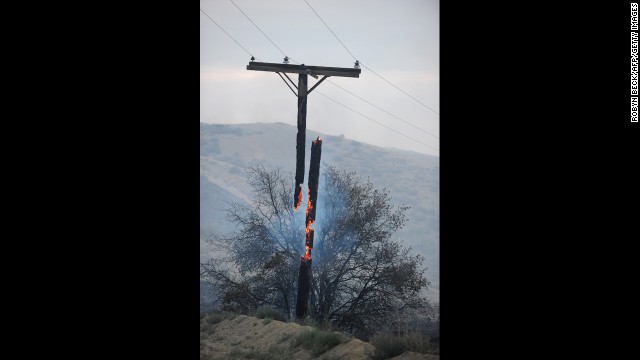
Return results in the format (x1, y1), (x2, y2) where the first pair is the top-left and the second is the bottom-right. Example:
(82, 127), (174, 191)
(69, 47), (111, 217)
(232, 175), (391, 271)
(296, 259), (312, 319)
(245, 60), (359, 319)
(295, 137), (322, 319)
(245, 61), (360, 210)
(294, 73), (308, 209)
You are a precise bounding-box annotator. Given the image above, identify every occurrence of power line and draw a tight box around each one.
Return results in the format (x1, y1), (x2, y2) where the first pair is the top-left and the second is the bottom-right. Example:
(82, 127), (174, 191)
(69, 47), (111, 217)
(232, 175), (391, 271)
(229, 0), (291, 61)
(315, 90), (439, 152)
(228, 0), (303, 65)
(200, 8), (260, 61)
(360, 63), (440, 116)
(302, 0), (357, 61)
(326, 79), (439, 140)
(302, 0), (439, 116)
(202, 5), (438, 152)
(223, 1), (436, 139)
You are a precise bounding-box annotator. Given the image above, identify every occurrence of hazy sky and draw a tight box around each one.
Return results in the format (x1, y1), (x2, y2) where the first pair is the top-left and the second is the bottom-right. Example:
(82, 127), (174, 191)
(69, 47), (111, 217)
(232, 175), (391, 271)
(200, 0), (439, 156)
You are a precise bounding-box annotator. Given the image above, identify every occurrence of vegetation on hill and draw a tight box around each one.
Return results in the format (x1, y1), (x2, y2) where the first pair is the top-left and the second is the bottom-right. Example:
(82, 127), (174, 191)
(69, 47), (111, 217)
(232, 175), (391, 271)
(200, 311), (439, 360)
(201, 165), (433, 339)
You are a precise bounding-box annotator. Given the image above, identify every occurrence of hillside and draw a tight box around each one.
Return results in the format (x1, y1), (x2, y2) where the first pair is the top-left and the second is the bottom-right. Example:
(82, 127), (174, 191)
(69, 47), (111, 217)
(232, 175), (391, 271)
(200, 314), (439, 360)
(200, 122), (439, 302)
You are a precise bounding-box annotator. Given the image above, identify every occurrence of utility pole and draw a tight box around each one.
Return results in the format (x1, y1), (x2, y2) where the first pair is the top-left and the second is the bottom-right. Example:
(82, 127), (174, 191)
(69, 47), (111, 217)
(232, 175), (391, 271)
(247, 59), (360, 319)
(247, 60), (360, 209)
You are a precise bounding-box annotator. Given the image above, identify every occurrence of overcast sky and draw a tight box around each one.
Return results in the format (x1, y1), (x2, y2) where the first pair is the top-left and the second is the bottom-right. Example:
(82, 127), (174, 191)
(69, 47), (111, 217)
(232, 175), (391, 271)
(200, 0), (439, 156)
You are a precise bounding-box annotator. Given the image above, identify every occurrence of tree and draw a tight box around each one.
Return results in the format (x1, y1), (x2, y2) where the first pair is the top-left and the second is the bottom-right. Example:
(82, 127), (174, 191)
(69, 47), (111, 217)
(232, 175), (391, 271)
(201, 166), (301, 317)
(200, 164), (432, 337)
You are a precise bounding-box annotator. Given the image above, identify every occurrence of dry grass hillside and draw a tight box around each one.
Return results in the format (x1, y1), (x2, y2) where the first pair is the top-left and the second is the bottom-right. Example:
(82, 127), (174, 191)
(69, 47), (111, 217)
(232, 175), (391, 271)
(200, 312), (439, 360)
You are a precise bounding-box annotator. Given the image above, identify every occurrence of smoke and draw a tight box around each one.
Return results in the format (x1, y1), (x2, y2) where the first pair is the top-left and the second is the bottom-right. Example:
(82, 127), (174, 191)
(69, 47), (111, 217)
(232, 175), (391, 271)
(307, 163), (358, 268)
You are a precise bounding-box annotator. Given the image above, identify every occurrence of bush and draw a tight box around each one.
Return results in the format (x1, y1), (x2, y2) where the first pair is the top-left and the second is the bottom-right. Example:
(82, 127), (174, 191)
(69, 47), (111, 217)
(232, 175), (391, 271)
(291, 329), (345, 356)
(204, 311), (235, 325)
(299, 316), (333, 331)
(200, 322), (212, 334)
(404, 332), (438, 354)
(254, 306), (287, 322)
(370, 333), (407, 360)
(370, 331), (439, 359)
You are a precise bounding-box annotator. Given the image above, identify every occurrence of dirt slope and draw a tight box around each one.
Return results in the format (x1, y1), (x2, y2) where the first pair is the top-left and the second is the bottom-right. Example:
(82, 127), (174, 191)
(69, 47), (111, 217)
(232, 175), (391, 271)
(200, 314), (438, 360)
(389, 352), (440, 360)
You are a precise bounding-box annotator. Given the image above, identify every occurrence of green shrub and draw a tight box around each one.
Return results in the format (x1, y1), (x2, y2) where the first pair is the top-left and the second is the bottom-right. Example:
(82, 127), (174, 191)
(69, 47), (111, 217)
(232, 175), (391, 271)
(254, 306), (287, 322)
(204, 311), (235, 325)
(370, 331), (439, 359)
(370, 333), (407, 360)
(301, 317), (319, 328)
(404, 332), (437, 354)
(205, 314), (222, 325)
(200, 322), (212, 333)
(291, 329), (345, 356)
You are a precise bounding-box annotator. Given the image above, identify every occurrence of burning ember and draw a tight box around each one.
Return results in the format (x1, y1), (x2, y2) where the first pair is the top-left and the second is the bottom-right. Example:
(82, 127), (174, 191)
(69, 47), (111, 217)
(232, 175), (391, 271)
(294, 185), (303, 211)
(302, 137), (321, 261)
(304, 195), (314, 261)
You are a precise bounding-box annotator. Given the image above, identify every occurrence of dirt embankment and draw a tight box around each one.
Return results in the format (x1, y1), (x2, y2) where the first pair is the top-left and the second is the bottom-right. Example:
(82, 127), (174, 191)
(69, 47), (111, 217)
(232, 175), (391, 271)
(200, 314), (438, 360)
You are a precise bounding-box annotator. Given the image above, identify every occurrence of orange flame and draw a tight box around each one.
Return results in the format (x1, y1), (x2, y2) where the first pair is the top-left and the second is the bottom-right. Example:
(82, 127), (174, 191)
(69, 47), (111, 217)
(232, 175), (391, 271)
(305, 196), (313, 217)
(305, 219), (314, 233)
(301, 137), (322, 262)
(303, 189), (315, 261)
(293, 185), (303, 211)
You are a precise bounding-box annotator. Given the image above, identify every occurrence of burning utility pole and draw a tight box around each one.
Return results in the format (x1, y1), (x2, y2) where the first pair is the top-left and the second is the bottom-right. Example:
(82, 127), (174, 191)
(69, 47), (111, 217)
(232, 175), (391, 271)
(246, 59), (360, 319)
(295, 137), (322, 319)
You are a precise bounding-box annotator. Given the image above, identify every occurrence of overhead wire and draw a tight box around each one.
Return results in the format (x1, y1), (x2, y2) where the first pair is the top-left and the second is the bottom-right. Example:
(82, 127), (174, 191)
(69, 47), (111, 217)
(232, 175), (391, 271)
(199, 8), (260, 61)
(302, 0), (440, 116)
(201, 3), (438, 152)
(326, 79), (439, 140)
(229, 0), (301, 64)
(302, 0), (358, 61)
(227, 0), (438, 145)
(360, 64), (440, 116)
(227, 1), (436, 134)
(315, 92), (439, 152)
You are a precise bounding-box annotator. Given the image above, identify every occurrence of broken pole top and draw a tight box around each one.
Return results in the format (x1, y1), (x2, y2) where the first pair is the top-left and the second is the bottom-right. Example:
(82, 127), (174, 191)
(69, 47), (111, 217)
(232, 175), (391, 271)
(247, 61), (361, 78)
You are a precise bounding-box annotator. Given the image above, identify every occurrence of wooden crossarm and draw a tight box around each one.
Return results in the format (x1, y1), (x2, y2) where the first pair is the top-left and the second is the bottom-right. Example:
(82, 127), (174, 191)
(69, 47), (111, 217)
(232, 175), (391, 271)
(247, 62), (361, 78)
